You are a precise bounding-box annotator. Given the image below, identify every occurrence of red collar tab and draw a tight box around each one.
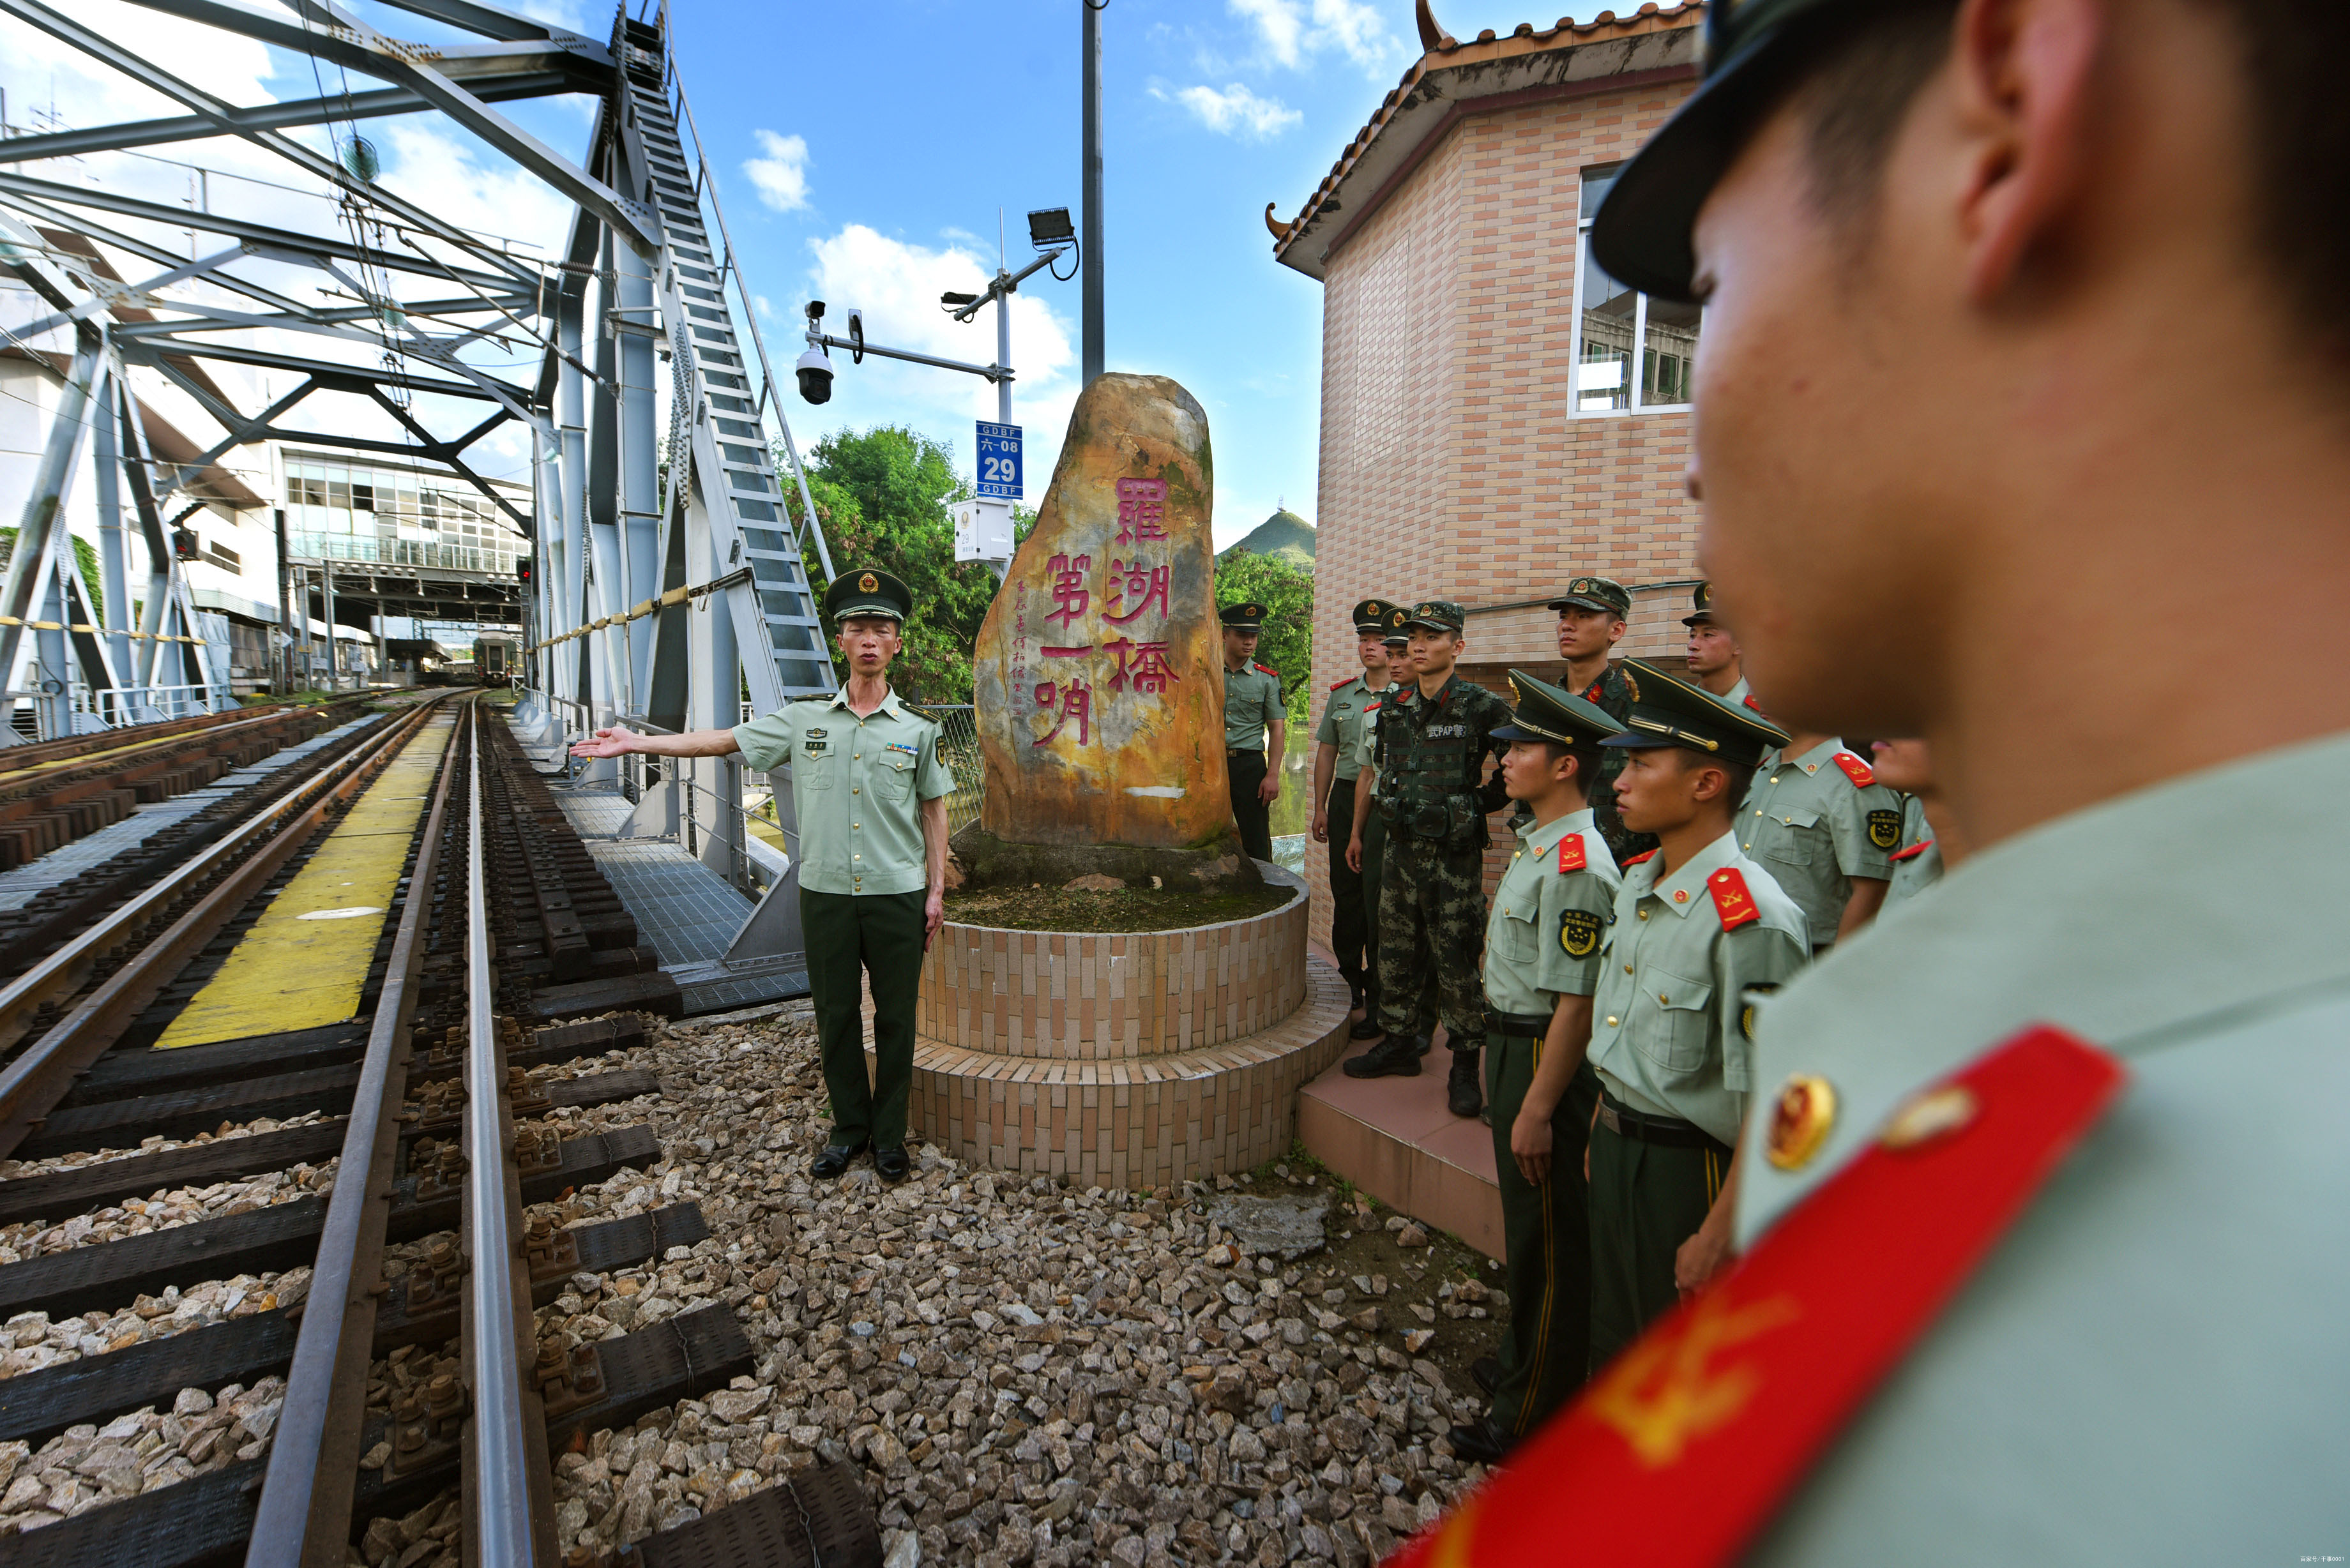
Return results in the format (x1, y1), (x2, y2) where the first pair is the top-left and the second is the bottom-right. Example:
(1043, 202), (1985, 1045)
(1558, 833), (1588, 874)
(1622, 849), (1657, 866)
(1706, 867), (1761, 930)
(1743, 694), (1765, 712)
(1890, 838), (1935, 864)
(1831, 751), (1876, 787)
(1387, 1025), (2127, 1568)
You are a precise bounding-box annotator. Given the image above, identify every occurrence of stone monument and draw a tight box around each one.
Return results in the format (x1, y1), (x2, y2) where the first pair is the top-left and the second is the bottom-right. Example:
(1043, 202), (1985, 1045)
(893, 373), (1351, 1189)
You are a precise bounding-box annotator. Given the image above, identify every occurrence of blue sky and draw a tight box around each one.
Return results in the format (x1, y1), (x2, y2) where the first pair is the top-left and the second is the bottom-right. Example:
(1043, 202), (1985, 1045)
(1, 0), (1549, 548)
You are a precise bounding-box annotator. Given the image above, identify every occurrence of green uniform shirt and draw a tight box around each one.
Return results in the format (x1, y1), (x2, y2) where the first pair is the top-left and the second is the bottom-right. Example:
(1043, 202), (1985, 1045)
(1586, 831), (1810, 1147)
(732, 688), (951, 896)
(1722, 675), (1752, 707)
(1879, 794), (1943, 916)
(1482, 807), (1623, 1019)
(1734, 732), (2350, 1567)
(1314, 674), (1382, 783)
(1224, 661), (1285, 753)
(1739, 739), (1902, 947)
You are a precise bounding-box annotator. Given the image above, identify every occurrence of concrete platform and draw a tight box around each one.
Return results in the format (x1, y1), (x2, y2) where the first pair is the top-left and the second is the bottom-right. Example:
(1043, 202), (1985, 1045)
(1298, 1036), (1505, 1262)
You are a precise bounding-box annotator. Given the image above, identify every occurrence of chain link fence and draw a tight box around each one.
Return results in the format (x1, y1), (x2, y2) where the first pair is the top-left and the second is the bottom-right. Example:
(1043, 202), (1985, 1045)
(911, 704), (985, 836)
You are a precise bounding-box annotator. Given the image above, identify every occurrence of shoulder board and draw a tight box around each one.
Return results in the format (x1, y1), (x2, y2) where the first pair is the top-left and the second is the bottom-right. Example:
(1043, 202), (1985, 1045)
(792, 695), (829, 704)
(1706, 867), (1762, 930)
(910, 709), (941, 727)
(1384, 1027), (2126, 1568)
(1328, 675), (1356, 691)
(1889, 838), (1934, 863)
(1255, 662), (1280, 679)
(1621, 849), (1656, 867)
(1743, 694), (1765, 712)
(1363, 699), (1382, 712)
(1557, 833), (1588, 874)
(1831, 751), (1876, 787)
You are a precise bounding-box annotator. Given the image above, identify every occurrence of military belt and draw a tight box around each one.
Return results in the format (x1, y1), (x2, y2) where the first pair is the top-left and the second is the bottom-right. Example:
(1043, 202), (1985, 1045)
(1596, 1090), (1731, 1155)
(1483, 1003), (1556, 1036)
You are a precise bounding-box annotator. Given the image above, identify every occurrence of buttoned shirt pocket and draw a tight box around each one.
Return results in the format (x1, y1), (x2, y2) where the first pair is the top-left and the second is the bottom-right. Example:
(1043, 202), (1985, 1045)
(798, 747), (837, 789)
(1497, 900), (1539, 965)
(1762, 808), (1819, 860)
(874, 751), (916, 803)
(1634, 967), (1715, 1074)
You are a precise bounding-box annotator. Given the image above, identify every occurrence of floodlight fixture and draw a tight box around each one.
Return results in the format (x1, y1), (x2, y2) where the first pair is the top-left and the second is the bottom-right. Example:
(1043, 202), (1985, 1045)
(1027, 207), (1075, 250)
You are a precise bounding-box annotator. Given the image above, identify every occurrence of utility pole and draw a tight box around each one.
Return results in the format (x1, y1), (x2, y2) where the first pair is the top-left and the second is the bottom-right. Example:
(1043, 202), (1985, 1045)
(1082, 0), (1104, 386)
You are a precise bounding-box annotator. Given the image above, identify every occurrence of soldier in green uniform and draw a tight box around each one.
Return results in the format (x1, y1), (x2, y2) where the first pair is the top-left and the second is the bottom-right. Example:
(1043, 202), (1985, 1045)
(1867, 738), (1964, 916)
(1585, 660), (1808, 1366)
(1218, 601), (1285, 866)
(1346, 615), (1441, 1050)
(1681, 581), (1751, 707)
(1549, 576), (1655, 864)
(570, 568), (951, 1184)
(1739, 734), (1900, 952)
(1444, 671), (1626, 1467)
(1342, 600), (1513, 1117)
(1314, 598), (1400, 1023)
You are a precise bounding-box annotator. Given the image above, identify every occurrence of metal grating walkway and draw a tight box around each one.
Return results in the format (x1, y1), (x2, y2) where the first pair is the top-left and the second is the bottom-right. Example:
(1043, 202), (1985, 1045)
(547, 782), (804, 1013)
(0, 712), (388, 912)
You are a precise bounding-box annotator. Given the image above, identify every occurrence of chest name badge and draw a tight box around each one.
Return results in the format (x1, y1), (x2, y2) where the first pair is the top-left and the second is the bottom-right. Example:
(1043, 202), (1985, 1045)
(1559, 909), (1602, 958)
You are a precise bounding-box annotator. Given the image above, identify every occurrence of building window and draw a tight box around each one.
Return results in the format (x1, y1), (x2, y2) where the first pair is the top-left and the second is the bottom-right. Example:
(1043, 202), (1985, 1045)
(1573, 165), (1700, 415)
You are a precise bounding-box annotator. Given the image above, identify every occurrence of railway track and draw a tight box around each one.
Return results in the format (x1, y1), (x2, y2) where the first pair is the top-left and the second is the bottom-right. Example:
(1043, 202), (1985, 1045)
(0, 701), (879, 1567)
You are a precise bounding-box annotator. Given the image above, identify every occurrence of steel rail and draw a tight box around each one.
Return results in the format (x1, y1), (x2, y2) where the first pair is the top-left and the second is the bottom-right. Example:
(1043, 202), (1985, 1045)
(461, 702), (550, 1565)
(0, 702), (317, 778)
(0, 693), (453, 1151)
(246, 696), (469, 1568)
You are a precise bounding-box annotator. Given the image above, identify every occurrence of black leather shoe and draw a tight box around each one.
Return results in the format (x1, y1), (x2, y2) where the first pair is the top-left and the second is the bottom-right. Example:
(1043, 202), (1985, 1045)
(1347, 977), (1367, 1014)
(1415, 1033), (1435, 1057)
(1446, 1417), (1511, 1466)
(1447, 1048), (1484, 1119)
(1342, 1034), (1422, 1078)
(874, 1145), (910, 1183)
(1471, 1355), (1502, 1398)
(1348, 1014), (1386, 1041)
(812, 1139), (868, 1179)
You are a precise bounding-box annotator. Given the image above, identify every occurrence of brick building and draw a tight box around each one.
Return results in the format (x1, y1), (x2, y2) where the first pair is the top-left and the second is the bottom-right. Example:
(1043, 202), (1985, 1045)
(1269, 1), (1711, 945)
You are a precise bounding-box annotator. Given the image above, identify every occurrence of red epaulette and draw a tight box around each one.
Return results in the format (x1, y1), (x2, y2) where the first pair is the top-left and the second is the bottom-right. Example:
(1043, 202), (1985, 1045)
(1622, 850), (1656, 866)
(1329, 675), (1356, 691)
(1890, 838), (1934, 863)
(1831, 751), (1876, 787)
(1743, 695), (1765, 712)
(1557, 833), (1588, 874)
(1386, 1026), (2126, 1568)
(1255, 661), (1280, 679)
(1706, 867), (1761, 930)
(1363, 698), (1382, 712)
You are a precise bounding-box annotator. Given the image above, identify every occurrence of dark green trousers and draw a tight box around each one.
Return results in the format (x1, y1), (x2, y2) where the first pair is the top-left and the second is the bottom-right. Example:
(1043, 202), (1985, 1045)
(1485, 1039), (1600, 1439)
(1360, 809), (1437, 1034)
(1326, 776), (1368, 986)
(1228, 751), (1272, 864)
(1588, 1106), (1734, 1369)
(801, 887), (926, 1151)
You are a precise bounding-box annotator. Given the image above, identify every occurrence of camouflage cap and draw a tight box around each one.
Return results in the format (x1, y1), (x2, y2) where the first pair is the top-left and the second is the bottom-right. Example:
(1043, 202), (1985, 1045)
(1402, 599), (1467, 635)
(1591, 0), (1881, 302)
(1548, 576), (1633, 618)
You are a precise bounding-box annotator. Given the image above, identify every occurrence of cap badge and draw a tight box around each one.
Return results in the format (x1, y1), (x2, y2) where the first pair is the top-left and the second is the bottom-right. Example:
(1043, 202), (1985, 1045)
(858, 572), (878, 593)
(1391, 610), (1406, 627)
(1572, 578), (1591, 594)
(1765, 1073), (1837, 1171)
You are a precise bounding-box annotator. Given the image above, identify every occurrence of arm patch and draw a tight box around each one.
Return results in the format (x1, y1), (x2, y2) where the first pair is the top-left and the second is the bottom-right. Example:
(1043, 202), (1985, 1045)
(1867, 808), (1902, 850)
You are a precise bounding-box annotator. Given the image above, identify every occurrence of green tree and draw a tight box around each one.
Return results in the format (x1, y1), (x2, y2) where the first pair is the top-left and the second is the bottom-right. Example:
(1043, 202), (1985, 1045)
(1215, 548), (1315, 724)
(779, 425), (1033, 703)
(0, 529), (105, 619)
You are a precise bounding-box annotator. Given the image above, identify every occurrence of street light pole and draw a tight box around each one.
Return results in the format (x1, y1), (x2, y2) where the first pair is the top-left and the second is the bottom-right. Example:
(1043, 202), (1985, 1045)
(1082, 0), (1104, 386)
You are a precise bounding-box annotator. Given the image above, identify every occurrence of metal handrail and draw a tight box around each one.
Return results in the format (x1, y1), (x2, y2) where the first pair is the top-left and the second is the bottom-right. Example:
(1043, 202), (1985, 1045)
(466, 702), (538, 1565)
(246, 697), (466, 1567)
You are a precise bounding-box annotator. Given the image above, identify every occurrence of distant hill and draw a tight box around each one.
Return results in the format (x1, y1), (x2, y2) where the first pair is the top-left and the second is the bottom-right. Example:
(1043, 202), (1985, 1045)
(1218, 508), (1315, 569)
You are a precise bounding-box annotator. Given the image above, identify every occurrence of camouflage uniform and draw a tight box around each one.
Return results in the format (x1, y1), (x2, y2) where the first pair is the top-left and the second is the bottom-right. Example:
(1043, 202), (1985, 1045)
(1371, 668), (1515, 1053)
(1573, 661), (1658, 866)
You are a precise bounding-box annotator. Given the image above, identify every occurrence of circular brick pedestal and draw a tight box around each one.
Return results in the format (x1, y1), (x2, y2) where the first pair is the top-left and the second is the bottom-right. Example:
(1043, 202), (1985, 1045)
(898, 864), (1351, 1189)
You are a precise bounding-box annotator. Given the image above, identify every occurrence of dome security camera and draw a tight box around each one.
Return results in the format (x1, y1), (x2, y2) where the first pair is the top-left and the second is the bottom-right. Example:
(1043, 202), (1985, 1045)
(795, 346), (833, 405)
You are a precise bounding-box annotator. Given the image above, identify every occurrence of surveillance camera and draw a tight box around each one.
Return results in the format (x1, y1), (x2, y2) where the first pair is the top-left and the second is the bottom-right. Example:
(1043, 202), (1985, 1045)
(795, 345), (833, 405)
(807, 299), (826, 321)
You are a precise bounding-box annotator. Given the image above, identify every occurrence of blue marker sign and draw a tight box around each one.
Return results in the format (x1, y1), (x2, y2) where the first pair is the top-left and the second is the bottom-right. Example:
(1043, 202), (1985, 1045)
(976, 421), (1023, 500)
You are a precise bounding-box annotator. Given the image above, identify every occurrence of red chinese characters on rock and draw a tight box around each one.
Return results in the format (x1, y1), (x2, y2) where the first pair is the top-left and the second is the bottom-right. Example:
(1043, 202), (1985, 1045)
(1116, 477), (1169, 546)
(1105, 638), (1178, 696)
(1033, 677), (1091, 746)
(1105, 559), (1169, 624)
(1046, 553), (1091, 630)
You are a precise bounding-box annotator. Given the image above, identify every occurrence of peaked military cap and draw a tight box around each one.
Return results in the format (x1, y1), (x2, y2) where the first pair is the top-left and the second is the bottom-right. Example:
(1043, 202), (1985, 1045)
(1402, 599), (1467, 634)
(1491, 668), (1628, 747)
(823, 566), (912, 624)
(1599, 656), (1790, 767)
(1681, 580), (1718, 627)
(1548, 576), (1633, 618)
(1591, 0), (1874, 303)
(1219, 601), (1270, 631)
(1351, 597), (1402, 635)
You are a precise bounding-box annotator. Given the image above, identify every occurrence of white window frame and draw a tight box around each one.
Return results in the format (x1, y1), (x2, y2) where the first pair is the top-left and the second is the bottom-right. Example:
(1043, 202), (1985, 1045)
(1571, 168), (1697, 418)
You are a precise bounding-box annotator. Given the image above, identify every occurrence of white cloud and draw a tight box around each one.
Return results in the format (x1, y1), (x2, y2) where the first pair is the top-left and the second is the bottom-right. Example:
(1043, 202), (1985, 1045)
(1227, 0), (1401, 76)
(743, 130), (811, 214)
(1159, 83), (1302, 140)
(801, 224), (1079, 490)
